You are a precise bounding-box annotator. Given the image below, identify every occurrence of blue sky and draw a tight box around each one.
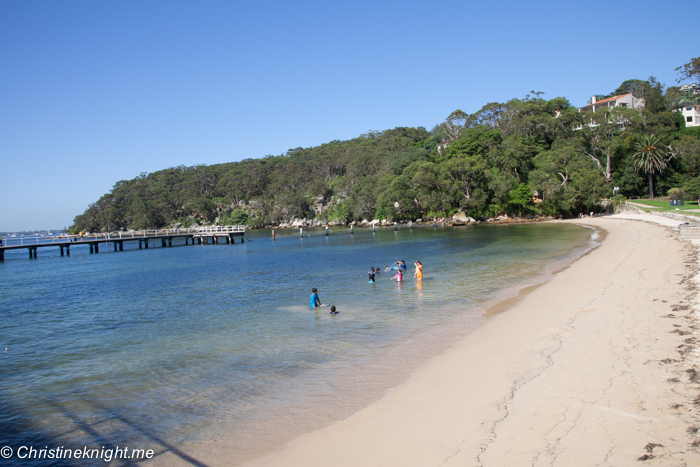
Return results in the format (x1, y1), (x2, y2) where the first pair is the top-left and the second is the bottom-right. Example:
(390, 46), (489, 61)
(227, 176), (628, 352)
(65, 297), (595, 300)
(1, 0), (697, 231)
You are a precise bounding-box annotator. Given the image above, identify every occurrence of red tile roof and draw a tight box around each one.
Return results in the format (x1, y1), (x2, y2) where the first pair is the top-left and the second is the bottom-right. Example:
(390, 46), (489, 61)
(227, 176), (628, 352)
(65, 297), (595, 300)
(580, 93), (632, 108)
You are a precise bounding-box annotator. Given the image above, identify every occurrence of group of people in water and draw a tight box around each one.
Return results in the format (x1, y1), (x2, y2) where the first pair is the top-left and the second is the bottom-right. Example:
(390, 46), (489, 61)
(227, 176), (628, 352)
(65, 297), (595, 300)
(310, 260), (423, 314)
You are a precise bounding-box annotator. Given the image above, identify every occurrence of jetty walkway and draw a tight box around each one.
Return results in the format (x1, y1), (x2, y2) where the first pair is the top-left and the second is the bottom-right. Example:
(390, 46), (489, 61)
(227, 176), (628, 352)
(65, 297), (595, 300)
(0, 225), (245, 261)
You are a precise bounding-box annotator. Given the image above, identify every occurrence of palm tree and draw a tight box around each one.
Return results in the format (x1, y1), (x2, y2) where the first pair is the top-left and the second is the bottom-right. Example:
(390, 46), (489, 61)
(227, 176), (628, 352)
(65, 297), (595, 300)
(632, 134), (668, 198)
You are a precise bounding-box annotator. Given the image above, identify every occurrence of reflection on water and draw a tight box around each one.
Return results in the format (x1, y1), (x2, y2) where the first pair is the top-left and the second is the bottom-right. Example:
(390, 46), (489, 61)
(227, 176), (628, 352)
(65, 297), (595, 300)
(0, 223), (594, 465)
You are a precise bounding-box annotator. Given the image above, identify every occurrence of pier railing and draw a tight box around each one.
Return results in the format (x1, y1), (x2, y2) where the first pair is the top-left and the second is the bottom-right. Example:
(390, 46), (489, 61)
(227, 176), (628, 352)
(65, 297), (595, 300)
(1, 226), (246, 247)
(195, 225), (245, 234)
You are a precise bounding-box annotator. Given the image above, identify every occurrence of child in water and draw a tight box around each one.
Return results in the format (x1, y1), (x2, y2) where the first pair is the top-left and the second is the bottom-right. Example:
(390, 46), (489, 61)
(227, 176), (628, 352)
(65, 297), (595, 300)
(330, 305), (339, 315)
(414, 260), (423, 280)
(310, 288), (322, 308)
(386, 260), (407, 271)
(392, 269), (403, 282)
(368, 267), (376, 284)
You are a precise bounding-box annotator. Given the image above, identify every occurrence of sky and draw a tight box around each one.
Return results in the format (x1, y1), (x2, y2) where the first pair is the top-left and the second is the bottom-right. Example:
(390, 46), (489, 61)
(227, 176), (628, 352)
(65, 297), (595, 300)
(0, 0), (698, 232)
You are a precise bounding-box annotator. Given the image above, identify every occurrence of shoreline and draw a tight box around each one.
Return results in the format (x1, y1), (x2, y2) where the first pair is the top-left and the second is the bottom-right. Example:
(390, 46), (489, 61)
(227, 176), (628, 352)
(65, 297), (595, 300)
(239, 216), (700, 466)
(147, 223), (597, 466)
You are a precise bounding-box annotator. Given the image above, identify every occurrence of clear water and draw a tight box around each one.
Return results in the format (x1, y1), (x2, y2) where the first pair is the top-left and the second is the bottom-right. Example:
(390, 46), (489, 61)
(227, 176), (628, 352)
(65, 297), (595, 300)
(0, 223), (594, 465)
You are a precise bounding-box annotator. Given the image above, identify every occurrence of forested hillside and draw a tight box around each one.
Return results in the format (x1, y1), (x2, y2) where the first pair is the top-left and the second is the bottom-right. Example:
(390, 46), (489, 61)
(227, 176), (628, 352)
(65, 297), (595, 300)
(71, 58), (700, 232)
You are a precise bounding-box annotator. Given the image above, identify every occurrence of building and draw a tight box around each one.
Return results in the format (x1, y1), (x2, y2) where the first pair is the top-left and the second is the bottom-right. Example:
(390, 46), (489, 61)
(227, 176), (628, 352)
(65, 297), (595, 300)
(578, 93), (643, 113)
(679, 83), (700, 95)
(673, 101), (700, 128)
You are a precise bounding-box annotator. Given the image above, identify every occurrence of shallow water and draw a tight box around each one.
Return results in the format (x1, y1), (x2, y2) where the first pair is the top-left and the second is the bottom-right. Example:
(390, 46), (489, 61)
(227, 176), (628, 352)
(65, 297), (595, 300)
(0, 223), (594, 465)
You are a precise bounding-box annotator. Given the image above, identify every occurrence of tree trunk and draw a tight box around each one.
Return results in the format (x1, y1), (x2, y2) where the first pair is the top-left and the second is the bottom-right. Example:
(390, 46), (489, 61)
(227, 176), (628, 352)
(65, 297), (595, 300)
(648, 173), (654, 199)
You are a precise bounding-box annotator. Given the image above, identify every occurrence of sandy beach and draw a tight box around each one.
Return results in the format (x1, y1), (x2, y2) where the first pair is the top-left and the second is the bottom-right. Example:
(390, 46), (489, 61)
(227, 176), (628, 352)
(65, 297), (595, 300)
(243, 216), (700, 466)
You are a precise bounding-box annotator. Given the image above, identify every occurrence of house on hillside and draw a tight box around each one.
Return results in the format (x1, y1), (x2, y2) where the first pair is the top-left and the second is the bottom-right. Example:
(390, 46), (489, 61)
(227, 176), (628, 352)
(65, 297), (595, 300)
(679, 83), (700, 95)
(672, 101), (700, 128)
(577, 93), (644, 113)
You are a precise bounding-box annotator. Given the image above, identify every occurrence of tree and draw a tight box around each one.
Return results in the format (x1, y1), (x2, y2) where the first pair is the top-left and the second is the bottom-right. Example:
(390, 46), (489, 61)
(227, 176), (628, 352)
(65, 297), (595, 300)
(676, 56), (700, 84)
(582, 107), (640, 183)
(443, 110), (469, 141)
(632, 134), (668, 198)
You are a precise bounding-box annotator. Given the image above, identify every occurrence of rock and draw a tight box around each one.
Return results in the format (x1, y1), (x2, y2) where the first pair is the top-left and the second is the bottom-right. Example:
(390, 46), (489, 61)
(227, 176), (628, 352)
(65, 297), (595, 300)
(291, 219), (305, 227)
(416, 219), (422, 223)
(467, 217), (476, 223)
(361, 219), (369, 225)
(370, 219), (381, 225)
(453, 212), (468, 222)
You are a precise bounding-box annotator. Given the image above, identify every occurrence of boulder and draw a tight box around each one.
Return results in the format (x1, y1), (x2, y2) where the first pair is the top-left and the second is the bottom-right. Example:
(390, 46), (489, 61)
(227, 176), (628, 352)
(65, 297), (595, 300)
(370, 219), (381, 225)
(453, 212), (468, 222)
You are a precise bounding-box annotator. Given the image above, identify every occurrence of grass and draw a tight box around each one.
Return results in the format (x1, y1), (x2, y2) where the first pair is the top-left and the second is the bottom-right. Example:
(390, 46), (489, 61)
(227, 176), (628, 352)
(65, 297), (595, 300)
(627, 199), (700, 217)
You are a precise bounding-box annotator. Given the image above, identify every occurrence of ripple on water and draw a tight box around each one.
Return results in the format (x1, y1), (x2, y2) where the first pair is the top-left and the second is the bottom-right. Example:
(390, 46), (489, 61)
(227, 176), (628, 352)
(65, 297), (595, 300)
(0, 223), (595, 464)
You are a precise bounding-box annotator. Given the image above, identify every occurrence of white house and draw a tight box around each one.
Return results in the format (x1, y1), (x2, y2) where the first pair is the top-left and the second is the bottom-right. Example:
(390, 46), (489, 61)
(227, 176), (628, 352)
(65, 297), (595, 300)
(673, 101), (700, 128)
(578, 93), (643, 113)
(679, 83), (700, 95)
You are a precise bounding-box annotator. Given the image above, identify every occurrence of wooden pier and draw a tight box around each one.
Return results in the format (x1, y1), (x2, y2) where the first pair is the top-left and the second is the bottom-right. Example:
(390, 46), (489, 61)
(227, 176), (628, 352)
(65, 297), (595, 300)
(0, 225), (245, 261)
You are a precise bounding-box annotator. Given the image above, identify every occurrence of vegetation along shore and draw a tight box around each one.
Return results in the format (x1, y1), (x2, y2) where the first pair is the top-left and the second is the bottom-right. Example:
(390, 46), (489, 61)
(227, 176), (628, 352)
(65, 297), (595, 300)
(70, 57), (700, 233)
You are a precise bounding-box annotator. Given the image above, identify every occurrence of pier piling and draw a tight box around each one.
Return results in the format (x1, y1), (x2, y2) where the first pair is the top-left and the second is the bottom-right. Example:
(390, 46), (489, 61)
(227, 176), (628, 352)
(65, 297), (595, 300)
(0, 226), (244, 263)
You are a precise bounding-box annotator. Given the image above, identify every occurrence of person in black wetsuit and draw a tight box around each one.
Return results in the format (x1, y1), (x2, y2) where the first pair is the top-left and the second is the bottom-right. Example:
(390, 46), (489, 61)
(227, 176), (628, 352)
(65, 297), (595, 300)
(368, 267), (376, 283)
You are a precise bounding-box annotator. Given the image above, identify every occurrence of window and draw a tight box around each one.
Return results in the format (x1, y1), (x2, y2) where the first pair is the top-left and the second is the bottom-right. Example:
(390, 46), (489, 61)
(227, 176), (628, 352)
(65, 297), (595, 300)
(687, 107), (693, 111)
(688, 116), (693, 123)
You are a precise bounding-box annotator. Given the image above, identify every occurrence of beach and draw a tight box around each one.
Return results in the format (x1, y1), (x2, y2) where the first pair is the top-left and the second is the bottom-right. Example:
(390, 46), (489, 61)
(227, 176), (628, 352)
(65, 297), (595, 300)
(243, 217), (700, 466)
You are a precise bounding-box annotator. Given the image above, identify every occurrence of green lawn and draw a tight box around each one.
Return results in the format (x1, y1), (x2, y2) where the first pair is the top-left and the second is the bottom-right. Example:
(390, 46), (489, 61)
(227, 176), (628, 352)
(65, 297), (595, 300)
(628, 199), (700, 217)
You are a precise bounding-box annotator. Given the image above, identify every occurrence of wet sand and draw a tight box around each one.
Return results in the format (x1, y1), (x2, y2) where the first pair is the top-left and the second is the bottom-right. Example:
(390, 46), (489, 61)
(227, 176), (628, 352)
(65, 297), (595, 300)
(245, 216), (700, 466)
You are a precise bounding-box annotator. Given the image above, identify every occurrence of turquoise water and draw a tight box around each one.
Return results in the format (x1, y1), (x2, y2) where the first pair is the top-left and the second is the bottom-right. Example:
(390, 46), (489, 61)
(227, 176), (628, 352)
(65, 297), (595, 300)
(0, 223), (594, 465)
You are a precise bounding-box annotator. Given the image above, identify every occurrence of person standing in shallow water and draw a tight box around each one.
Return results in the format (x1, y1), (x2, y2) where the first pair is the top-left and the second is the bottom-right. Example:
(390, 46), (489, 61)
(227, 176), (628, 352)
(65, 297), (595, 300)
(310, 288), (322, 308)
(414, 260), (423, 281)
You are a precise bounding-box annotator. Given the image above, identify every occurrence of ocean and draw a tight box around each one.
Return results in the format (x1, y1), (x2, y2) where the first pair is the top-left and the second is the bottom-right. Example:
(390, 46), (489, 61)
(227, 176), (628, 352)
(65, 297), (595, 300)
(0, 223), (595, 465)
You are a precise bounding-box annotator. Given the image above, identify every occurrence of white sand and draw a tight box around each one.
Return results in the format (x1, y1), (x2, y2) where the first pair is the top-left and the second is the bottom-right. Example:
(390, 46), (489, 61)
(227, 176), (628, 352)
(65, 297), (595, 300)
(244, 217), (700, 466)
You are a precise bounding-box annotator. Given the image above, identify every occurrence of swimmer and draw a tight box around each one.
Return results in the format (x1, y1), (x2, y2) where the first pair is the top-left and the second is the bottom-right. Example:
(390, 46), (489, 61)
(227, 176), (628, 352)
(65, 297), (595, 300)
(310, 288), (322, 309)
(392, 269), (403, 282)
(414, 260), (423, 280)
(375, 267), (380, 275)
(386, 260), (407, 271)
(368, 267), (376, 284)
(330, 305), (339, 315)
